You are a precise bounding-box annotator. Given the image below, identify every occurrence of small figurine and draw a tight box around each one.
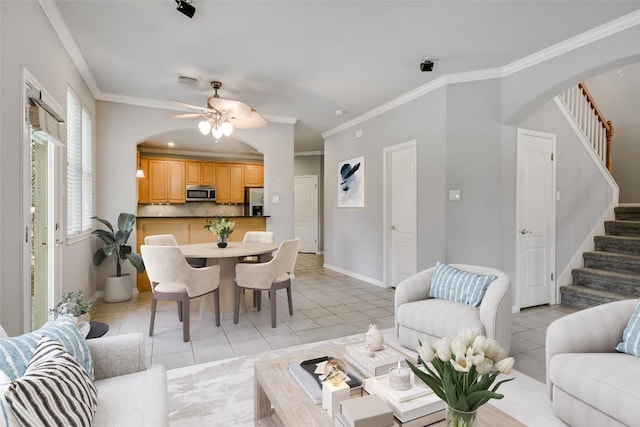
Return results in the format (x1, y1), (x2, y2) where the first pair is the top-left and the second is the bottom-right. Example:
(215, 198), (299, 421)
(364, 324), (384, 356)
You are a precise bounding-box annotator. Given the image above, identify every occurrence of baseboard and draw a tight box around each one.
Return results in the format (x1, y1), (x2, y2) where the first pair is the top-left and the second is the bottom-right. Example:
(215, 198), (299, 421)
(322, 263), (386, 288)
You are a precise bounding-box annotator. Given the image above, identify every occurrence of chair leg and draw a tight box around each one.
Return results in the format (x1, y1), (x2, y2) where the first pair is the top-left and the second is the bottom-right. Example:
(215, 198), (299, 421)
(178, 301), (183, 322)
(213, 288), (220, 327)
(234, 285), (241, 324)
(256, 291), (262, 311)
(270, 289), (277, 328)
(182, 297), (190, 342)
(286, 286), (293, 316)
(149, 298), (158, 337)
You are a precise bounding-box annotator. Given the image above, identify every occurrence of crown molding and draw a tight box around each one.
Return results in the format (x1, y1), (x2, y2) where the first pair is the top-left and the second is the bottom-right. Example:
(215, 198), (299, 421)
(323, 9), (640, 138)
(294, 150), (323, 156)
(139, 147), (263, 160)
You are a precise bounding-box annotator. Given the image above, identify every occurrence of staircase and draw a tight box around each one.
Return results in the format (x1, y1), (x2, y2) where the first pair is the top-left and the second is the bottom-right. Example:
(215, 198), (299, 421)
(560, 206), (640, 309)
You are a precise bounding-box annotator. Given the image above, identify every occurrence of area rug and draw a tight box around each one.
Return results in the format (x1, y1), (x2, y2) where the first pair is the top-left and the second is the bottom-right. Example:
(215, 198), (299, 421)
(166, 331), (564, 426)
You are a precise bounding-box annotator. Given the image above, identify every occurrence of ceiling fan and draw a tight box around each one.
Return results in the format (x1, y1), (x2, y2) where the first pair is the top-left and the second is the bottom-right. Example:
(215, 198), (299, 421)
(172, 81), (267, 141)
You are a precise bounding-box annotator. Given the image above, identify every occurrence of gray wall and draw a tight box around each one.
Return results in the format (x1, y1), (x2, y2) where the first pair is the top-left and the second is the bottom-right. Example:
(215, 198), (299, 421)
(1, 1), (96, 334)
(518, 99), (615, 277)
(294, 154), (324, 251)
(324, 88), (448, 281)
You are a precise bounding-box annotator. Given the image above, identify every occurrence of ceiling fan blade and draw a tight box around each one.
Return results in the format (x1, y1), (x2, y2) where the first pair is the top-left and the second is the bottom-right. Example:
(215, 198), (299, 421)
(170, 113), (203, 119)
(229, 110), (268, 129)
(171, 99), (213, 113)
(208, 97), (252, 119)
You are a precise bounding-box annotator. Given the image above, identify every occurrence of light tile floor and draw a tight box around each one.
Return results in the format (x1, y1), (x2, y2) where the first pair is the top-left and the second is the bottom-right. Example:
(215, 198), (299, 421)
(90, 254), (580, 383)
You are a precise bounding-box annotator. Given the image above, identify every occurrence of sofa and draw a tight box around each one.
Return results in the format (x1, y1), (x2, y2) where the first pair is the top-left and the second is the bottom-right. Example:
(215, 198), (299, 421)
(546, 299), (640, 426)
(1, 323), (168, 427)
(394, 263), (512, 355)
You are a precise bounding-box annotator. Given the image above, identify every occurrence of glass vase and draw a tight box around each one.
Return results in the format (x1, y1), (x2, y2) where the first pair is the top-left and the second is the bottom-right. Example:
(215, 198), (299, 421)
(446, 406), (477, 427)
(217, 235), (228, 248)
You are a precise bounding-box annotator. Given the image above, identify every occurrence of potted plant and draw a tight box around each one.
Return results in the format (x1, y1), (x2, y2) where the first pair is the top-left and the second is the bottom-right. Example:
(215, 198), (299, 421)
(92, 212), (145, 302)
(51, 291), (95, 325)
(204, 217), (235, 248)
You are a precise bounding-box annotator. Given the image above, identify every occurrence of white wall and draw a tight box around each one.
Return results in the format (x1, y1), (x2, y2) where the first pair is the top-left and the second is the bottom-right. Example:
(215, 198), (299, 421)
(95, 101), (295, 289)
(0, 1), (95, 334)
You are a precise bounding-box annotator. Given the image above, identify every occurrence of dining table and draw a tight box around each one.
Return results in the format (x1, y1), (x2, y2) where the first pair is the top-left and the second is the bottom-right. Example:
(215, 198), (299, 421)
(178, 241), (279, 317)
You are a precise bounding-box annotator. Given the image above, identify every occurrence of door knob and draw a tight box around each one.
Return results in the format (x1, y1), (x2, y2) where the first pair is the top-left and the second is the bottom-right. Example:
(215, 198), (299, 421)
(40, 242), (47, 247)
(390, 225), (397, 230)
(519, 229), (532, 235)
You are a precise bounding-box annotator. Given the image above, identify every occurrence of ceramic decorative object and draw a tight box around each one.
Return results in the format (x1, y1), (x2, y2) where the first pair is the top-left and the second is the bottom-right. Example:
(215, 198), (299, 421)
(365, 324), (384, 356)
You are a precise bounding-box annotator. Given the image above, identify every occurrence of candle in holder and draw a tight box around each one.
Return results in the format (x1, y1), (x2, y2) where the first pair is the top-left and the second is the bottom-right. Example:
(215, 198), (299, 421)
(389, 361), (411, 391)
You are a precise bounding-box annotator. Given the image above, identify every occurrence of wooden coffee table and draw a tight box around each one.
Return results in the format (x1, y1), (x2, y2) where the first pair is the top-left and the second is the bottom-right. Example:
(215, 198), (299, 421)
(254, 344), (525, 427)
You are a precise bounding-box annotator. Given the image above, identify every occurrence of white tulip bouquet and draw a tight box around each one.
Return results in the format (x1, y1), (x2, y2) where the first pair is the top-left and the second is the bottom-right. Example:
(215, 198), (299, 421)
(406, 328), (514, 425)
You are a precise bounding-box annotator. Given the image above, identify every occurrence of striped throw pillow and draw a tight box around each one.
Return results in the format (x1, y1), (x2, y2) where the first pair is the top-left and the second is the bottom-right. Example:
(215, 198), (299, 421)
(429, 262), (496, 307)
(0, 370), (19, 427)
(0, 315), (93, 381)
(616, 299), (640, 356)
(5, 337), (97, 427)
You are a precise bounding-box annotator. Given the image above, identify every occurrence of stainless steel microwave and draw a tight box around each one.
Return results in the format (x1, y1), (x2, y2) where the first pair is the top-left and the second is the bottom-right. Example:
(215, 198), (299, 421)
(186, 185), (216, 202)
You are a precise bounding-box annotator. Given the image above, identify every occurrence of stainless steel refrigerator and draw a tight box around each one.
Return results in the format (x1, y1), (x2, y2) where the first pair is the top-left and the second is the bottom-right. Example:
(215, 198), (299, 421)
(245, 188), (264, 216)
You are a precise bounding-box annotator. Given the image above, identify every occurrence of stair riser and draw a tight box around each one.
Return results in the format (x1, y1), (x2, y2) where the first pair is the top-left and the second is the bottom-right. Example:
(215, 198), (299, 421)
(560, 290), (617, 309)
(594, 237), (640, 256)
(583, 257), (640, 275)
(615, 207), (640, 221)
(605, 221), (640, 237)
(572, 271), (640, 296)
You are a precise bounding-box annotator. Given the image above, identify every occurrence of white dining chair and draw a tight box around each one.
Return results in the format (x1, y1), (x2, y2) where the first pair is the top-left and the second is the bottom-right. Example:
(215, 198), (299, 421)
(144, 233), (206, 267)
(234, 238), (300, 328)
(141, 245), (221, 342)
(241, 231), (275, 263)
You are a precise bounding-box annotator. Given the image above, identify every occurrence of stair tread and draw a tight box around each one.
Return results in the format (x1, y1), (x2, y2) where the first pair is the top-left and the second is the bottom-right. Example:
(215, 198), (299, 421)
(560, 284), (637, 300)
(595, 235), (640, 241)
(574, 267), (640, 280)
(584, 251), (640, 261)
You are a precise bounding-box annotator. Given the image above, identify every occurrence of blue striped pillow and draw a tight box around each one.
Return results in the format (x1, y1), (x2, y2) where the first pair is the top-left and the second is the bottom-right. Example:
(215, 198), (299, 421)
(429, 262), (496, 307)
(0, 315), (93, 381)
(616, 300), (640, 356)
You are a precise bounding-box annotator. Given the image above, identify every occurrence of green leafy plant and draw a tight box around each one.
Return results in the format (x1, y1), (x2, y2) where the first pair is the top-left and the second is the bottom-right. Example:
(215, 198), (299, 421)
(92, 213), (145, 277)
(406, 328), (514, 420)
(204, 217), (235, 239)
(50, 291), (95, 316)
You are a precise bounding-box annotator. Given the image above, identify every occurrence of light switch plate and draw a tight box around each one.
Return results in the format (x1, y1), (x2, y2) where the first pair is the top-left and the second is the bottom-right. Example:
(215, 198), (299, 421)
(449, 189), (461, 201)
(272, 195), (280, 204)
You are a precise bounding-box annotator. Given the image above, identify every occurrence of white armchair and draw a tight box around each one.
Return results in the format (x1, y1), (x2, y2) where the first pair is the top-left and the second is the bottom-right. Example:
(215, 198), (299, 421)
(394, 264), (512, 355)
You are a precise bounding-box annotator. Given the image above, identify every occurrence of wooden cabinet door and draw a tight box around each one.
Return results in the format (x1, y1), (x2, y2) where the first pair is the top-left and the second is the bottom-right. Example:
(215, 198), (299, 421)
(185, 161), (201, 185)
(230, 164), (245, 203)
(167, 160), (185, 203)
(244, 164), (263, 187)
(216, 164), (231, 203)
(137, 158), (149, 204)
(148, 160), (168, 203)
(201, 162), (216, 186)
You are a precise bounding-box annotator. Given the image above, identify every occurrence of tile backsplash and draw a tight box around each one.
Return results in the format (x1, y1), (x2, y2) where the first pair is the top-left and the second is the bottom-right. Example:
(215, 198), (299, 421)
(137, 202), (244, 217)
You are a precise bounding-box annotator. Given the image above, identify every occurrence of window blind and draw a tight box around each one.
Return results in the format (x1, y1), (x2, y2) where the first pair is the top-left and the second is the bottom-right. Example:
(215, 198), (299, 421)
(66, 89), (93, 237)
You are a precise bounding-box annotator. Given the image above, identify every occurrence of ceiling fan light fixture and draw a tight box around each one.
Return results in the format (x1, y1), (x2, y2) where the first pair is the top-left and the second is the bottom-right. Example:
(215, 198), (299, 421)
(198, 119), (212, 135)
(221, 120), (233, 136)
(212, 126), (224, 140)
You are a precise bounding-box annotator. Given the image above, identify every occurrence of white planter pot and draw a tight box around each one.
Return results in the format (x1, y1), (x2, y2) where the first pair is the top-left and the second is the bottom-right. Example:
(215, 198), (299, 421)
(104, 274), (133, 303)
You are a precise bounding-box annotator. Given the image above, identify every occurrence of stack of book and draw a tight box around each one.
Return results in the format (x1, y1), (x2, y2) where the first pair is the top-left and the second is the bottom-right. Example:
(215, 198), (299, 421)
(343, 343), (406, 378)
(364, 374), (445, 426)
(288, 356), (363, 404)
(335, 394), (397, 427)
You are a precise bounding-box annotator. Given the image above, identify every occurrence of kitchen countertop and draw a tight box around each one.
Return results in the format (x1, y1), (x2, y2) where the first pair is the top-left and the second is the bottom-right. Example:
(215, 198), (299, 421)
(136, 215), (270, 219)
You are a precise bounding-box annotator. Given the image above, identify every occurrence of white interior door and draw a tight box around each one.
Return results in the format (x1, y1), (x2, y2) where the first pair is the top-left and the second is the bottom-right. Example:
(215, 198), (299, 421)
(294, 175), (318, 253)
(384, 141), (417, 287)
(516, 129), (556, 308)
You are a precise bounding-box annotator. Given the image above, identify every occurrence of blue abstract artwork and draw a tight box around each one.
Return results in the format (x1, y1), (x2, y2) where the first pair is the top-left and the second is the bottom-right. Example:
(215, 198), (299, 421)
(337, 156), (365, 208)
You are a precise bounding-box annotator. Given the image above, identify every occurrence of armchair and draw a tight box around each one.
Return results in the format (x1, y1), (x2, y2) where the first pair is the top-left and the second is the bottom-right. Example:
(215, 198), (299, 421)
(394, 264), (512, 355)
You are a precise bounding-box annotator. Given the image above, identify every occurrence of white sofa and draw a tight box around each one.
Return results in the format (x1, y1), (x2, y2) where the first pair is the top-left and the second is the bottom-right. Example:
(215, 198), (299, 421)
(546, 299), (640, 426)
(1, 326), (168, 427)
(394, 264), (512, 355)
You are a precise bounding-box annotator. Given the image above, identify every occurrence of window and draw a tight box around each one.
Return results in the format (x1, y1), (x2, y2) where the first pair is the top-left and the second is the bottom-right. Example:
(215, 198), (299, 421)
(66, 88), (93, 238)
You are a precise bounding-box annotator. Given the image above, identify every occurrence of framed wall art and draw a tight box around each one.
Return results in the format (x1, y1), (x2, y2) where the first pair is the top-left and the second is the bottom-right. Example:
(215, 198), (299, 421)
(337, 155), (365, 208)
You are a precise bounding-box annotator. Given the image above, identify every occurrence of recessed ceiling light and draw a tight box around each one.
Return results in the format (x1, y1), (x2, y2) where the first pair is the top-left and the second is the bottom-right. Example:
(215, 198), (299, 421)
(167, 142), (175, 147)
(335, 109), (345, 116)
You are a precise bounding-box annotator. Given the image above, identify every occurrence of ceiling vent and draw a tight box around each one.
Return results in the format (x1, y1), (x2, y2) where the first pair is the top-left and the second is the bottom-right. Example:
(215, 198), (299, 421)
(177, 75), (200, 88)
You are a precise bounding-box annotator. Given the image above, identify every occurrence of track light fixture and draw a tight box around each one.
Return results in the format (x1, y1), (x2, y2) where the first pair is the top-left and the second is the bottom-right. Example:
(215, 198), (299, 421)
(175, 0), (196, 18)
(420, 59), (434, 72)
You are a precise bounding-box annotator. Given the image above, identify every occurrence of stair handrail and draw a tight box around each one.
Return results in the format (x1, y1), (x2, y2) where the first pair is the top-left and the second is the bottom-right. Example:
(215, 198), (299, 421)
(559, 82), (614, 171)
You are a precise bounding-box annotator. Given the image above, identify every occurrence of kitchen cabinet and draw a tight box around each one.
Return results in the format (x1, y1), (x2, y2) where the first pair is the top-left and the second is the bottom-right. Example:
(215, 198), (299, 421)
(244, 164), (264, 187)
(185, 161), (201, 186)
(137, 158), (149, 204)
(216, 163), (245, 203)
(201, 162), (216, 186)
(148, 159), (185, 203)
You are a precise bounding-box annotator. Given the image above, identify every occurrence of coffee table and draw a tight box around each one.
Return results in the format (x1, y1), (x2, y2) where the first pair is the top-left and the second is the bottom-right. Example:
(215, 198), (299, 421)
(254, 344), (525, 427)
